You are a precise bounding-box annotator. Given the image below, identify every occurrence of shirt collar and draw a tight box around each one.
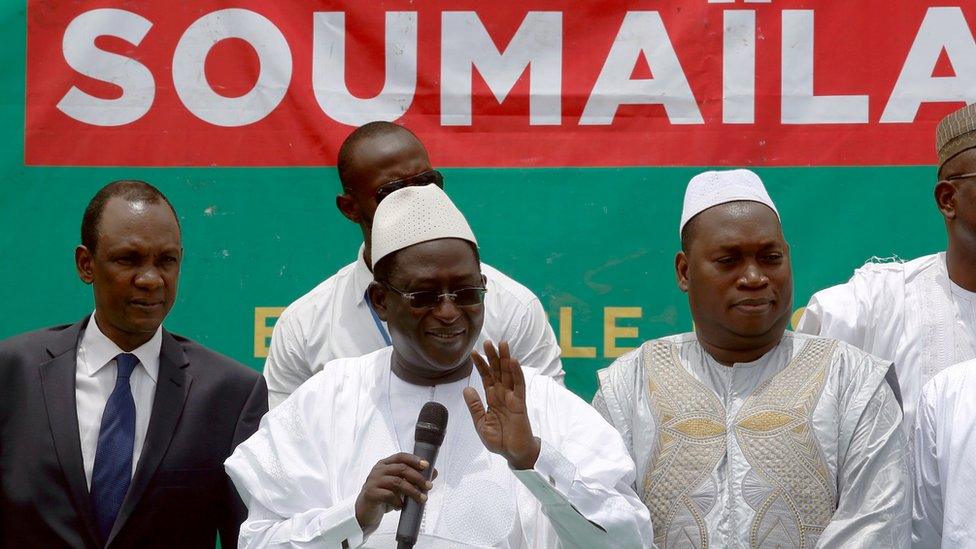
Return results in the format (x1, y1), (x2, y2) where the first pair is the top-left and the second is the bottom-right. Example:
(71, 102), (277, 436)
(80, 312), (162, 382)
(354, 242), (376, 306)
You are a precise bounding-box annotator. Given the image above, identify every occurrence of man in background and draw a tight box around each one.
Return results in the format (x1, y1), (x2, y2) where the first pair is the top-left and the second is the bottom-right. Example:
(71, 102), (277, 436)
(0, 180), (267, 548)
(798, 103), (976, 429)
(264, 121), (563, 407)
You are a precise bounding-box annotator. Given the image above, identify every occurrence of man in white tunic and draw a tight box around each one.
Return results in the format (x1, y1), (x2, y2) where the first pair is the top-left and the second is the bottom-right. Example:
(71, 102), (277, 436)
(593, 170), (910, 548)
(263, 122), (563, 407)
(226, 185), (652, 548)
(911, 358), (976, 548)
(797, 103), (976, 429)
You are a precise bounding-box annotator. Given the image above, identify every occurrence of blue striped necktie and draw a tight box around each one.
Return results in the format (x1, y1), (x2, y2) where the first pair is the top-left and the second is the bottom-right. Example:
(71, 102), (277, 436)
(90, 352), (138, 542)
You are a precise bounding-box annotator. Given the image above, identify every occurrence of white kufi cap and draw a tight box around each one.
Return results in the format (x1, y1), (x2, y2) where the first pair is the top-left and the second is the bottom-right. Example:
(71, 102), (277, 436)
(679, 169), (779, 235)
(370, 184), (477, 268)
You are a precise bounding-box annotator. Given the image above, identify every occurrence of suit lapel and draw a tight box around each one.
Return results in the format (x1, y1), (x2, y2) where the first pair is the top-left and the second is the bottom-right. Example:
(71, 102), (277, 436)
(38, 317), (101, 547)
(107, 330), (191, 546)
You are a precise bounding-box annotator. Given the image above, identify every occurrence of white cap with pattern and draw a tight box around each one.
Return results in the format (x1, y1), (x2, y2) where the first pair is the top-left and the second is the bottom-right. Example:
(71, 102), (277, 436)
(679, 169), (780, 235)
(370, 184), (477, 268)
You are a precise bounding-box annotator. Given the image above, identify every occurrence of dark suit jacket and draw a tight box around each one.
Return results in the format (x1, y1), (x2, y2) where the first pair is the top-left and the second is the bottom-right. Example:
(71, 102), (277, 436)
(0, 317), (268, 548)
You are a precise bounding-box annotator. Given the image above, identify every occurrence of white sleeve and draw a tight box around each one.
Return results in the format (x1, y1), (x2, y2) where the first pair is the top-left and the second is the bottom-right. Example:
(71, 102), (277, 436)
(505, 298), (565, 385)
(911, 386), (944, 548)
(797, 281), (866, 347)
(225, 388), (366, 548)
(515, 378), (653, 548)
(817, 372), (911, 548)
(263, 309), (312, 409)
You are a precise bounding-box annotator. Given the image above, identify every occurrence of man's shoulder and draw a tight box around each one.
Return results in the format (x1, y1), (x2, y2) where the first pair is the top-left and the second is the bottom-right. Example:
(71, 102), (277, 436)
(278, 260), (360, 320)
(0, 322), (78, 360)
(849, 253), (940, 282)
(923, 359), (976, 403)
(168, 331), (260, 384)
(792, 332), (890, 369)
(481, 262), (541, 308)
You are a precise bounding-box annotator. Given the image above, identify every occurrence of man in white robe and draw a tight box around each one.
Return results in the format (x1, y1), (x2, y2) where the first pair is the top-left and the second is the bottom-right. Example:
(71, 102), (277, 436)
(594, 170), (910, 548)
(911, 358), (976, 548)
(226, 184), (652, 548)
(263, 122), (563, 408)
(797, 103), (976, 429)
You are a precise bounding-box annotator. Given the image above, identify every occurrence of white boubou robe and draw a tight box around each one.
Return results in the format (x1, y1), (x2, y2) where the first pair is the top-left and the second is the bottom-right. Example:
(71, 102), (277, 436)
(593, 332), (910, 549)
(225, 347), (653, 548)
(912, 358), (976, 548)
(798, 252), (976, 431)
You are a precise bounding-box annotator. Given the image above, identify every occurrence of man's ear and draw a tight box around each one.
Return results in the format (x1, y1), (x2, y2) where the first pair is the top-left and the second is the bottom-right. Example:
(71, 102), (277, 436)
(368, 281), (388, 321)
(336, 193), (361, 224)
(675, 251), (690, 293)
(935, 181), (958, 220)
(76, 245), (94, 284)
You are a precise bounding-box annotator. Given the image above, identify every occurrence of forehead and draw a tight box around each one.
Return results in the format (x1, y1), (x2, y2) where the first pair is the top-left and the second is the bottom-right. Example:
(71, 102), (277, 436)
(944, 148), (976, 175)
(96, 197), (181, 250)
(388, 238), (480, 285)
(687, 201), (784, 250)
(346, 133), (431, 191)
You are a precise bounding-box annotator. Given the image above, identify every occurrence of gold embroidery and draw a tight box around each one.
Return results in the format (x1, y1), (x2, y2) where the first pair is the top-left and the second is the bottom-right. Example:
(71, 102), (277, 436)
(643, 341), (727, 549)
(643, 337), (837, 549)
(734, 338), (836, 549)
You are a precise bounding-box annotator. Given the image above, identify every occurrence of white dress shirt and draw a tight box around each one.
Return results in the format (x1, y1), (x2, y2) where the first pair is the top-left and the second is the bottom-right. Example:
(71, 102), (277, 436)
(798, 252), (976, 432)
(226, 347), (652, 548)
(912, 358), (976, 548)
(75, 313), (160, 487)
(263, 245), (564, 408)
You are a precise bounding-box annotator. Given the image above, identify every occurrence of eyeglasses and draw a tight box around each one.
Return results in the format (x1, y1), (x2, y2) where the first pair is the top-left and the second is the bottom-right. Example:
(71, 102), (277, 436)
(945, 171), (976, 182)
(375, 170), (445, 203)
(384, 282), (487, 309)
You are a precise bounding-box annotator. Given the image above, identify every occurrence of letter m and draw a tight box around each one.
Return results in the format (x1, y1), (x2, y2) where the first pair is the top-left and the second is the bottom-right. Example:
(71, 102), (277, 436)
(441, 12), (562, 126)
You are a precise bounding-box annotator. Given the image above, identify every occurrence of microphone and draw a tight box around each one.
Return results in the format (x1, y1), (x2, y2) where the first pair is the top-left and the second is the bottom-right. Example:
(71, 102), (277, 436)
(396, 401), (449, 549)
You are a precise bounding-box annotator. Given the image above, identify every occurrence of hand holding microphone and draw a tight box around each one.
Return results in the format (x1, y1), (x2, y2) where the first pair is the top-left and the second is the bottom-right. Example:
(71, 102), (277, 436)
(354, 402), (449, 544)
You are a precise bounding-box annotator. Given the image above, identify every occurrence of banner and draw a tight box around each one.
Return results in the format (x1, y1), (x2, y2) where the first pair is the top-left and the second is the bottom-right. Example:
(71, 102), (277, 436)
(25, 1), (976, 167)
(4, 2), (964, 398)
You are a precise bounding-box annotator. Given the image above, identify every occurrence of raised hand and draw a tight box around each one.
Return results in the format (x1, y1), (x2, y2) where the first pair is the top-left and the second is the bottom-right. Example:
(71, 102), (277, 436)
(354, 453), (436, 536)
(463, 340), (541, 470)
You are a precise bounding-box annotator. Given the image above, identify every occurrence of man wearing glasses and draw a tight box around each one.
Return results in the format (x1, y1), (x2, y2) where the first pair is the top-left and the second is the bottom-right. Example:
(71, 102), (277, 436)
(226, 185), (652, 547)
(797, 102), (976, 431)
(263, 122), (563, 408)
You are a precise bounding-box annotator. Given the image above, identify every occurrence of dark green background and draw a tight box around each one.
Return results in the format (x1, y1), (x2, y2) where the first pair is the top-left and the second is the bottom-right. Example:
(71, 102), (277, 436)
(0, 4), (945, 399)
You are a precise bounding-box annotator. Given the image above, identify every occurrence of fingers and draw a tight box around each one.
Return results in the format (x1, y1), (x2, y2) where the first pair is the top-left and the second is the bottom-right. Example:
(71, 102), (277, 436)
(463, 386), (487, 424)
(502, 343), (527, 400)
(372, 453), (433, 505)
(382, 452), (430, 471)
(483, 340), (501, 375)
(471, 350), (494, 394)
(497, 341), (513, 390)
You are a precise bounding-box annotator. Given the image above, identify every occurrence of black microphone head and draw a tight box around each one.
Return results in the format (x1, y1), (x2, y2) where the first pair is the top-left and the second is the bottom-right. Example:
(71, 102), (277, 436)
(415, 401), (448, 446)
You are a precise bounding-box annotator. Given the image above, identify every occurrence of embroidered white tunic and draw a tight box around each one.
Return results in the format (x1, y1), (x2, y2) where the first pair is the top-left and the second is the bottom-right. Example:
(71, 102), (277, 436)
(263, 246), (564, 408)
(797, 252), (976, 431)
(911, 358), (976, 549)
(226, 347), (652, 548)
(593, 332), (910, 549)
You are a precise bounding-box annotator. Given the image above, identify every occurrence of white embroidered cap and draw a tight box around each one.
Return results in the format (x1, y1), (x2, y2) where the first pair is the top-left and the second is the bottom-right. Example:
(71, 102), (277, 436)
(679, 169), (780, 235)
(370, 184), (477, 268)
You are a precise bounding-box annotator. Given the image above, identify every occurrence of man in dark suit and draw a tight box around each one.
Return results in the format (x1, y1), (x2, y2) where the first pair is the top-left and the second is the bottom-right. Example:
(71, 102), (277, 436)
(0, 180), (267, 548)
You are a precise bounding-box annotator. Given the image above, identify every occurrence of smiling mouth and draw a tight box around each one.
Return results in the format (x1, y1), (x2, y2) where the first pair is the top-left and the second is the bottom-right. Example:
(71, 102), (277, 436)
(428, 328), (465, 340)
(131, 301), (164, 309)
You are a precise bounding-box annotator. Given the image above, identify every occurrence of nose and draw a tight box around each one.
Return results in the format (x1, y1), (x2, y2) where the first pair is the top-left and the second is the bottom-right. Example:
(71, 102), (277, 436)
(134, 266), (164, 289)
(738, 262), (769, 288)
(430, 295), (461, 323)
